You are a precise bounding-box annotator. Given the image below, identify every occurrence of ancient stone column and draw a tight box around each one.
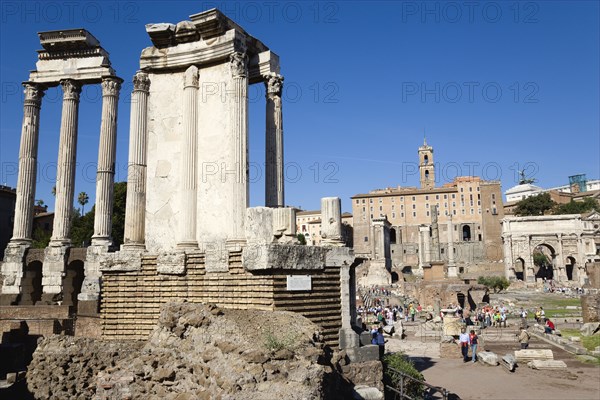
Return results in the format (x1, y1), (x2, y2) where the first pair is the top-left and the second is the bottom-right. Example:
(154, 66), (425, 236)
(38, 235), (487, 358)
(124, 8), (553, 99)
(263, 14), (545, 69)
(321, 197), (344, 246)
(447, 214), (458, 278)
(11, 83), (45, 244)
(556, 234), (566, 281)
(576, 234), (587, 284)
(525, 236), (535, 282)
(92, 77), (122, 247)
(178, 65), (199, 249)
(431, 205), (440, 261)
(264, 73), (284, 208)
(1, 83), (45, 304)
(503, 235), (515, 280)
(228, 52), (249, 244)
(123, 72), (150, 250)
(51, 79), (81, 245)
(418, 226), (426, 268)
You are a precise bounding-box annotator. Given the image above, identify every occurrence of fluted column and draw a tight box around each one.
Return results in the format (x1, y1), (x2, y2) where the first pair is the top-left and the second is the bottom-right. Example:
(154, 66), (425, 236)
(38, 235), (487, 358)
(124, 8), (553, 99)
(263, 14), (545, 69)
(11, 83), (45, 243)
(229, 52), (249, 243)
(265, 73), (284, 208)
(178, 66), (199, 248)
(447, 215), (457, 277)
(123, 72), (150, 250)
(51, 79), (81, 245)
(430, 205), (440, 260)
(92, 77), (122, 246)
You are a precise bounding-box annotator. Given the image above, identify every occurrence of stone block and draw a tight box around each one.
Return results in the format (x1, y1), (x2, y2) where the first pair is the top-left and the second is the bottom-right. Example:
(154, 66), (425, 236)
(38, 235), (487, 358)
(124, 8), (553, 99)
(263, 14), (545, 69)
(243, 244), (326, 271)
(353, 385), (384, 400)
(580, 322), (600, 337)
(477, 351), (499, 366)
(515, 349), (553, 362)
(339, 328), (360, 350)
(359, 331), (373, 346)
(501, 354), (516, 372)
(527, 360), (567, 370)
(156, 252), (186, 275)
(345, 345), (380, 363)
(340, 360), (383, 392)
(99, 251), (142, 271)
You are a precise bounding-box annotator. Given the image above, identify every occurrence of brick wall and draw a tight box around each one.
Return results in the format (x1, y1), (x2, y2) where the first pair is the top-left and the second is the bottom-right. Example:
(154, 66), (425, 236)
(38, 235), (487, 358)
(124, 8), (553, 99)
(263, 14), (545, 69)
(100, 251), (343, 346)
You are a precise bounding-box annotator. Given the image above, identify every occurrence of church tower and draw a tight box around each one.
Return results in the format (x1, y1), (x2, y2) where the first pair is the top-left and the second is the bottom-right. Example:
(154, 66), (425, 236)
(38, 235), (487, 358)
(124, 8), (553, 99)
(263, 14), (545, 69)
(419, 138), (435, 189)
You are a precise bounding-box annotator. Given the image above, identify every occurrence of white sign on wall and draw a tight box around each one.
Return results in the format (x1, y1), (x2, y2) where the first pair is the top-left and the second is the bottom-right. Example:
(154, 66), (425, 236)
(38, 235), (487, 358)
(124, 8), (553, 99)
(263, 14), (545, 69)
(286, 275), (312, 291)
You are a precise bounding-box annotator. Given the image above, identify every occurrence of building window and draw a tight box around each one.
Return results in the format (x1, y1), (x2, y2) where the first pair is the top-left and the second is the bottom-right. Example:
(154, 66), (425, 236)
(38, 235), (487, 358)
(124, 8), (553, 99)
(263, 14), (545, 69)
(470, 208), (474, 214)
(370, 214), (373, 218)
(401, 213), (404, 217)
(444, 194), (447, 199)
(452, 194), (456, 199)
(379, 206), (383, 211)
(401, 205), (404, 210)
(491, 193), (495, 200)
(452, 202), (456, 207)
(469, 187), (472, 192)
(412, 196), (416, 201)
(370, 199), (373, 204)
(462, 210), (465, 215)
(355, 199), (359, 204)
(460, 188), (463, 192)
(477, 194), (481, 200)
(392, 212), (396, 218)
(436, 195), (439, 200)
(412, 204), (416, 209)
(453, 210), (457, 215)
(370, 207), (373, 211)
(477, 187), (480, 192)
(425, 195), (429, 200)
(426, 204), (429, 208)
(400, 197), (404, 201)
(379, 198), (383, 203)
(392, 205), (395, 211)
(427, 211), (430, 216)
(469, 194), (473, 200)
(413, 212), (416, 217)
(364, 236), (368, 242)
(444, 202), (448, 208)
(362, 199), (365, 204)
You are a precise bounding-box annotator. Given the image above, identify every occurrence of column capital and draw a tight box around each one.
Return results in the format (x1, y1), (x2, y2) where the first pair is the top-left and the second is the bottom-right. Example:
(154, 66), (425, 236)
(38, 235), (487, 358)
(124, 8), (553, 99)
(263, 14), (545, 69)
(23, 82), (45, 105)
(184, 65), (199, 88)
(101, 77), (123, 97)
(60, 79), (81, 100)
(264, 72), (284, 96)
(230, 52), (248, 78)
(132, 71), (150, 92)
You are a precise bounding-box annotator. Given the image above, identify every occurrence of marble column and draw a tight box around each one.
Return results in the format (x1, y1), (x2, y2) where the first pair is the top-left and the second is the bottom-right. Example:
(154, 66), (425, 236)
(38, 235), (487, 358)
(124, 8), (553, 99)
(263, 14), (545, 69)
(447, 214), (457, 278)
(51, 79), (81, 245)
(525, 236), (535, 282)
(430, 205), (440, 261)
(123, 72), (150, 250)
(264, 73), (284, 208)
(92, 77), (122, 246)
(228, 52), (249, 245)
(43, 80), (81, 302)
(321, 197), (344, 246)
(178, 65), (199, 249)
(576, 234), (587, 284)
(556, 234), (566, 281)
(503, 235), (515, 280)
(1, 83), (45, 303)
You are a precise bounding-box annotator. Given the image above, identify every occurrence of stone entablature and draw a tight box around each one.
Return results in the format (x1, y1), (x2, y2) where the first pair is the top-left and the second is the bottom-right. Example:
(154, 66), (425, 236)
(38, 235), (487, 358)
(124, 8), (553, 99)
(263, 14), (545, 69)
(502, 213), (600, 285)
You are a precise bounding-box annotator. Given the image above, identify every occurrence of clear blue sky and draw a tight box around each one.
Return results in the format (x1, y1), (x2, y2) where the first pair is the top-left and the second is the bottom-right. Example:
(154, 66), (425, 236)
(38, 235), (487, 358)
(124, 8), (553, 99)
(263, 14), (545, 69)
(1, 1), (598, 213)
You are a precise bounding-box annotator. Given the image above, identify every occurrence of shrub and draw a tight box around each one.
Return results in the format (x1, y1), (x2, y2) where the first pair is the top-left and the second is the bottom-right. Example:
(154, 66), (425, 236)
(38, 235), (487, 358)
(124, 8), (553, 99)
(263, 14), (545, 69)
(477, 276), (510, 293)
(382, 353), (424, 399)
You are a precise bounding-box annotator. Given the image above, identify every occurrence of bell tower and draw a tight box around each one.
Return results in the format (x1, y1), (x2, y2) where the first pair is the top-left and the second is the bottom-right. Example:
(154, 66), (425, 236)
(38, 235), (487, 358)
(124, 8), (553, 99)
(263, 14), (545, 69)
(419, 137), (434, 189)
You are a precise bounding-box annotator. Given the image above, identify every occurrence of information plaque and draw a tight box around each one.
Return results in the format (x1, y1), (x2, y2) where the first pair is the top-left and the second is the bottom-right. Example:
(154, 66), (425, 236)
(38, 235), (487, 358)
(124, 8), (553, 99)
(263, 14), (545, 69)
(286, 275), (312, 291)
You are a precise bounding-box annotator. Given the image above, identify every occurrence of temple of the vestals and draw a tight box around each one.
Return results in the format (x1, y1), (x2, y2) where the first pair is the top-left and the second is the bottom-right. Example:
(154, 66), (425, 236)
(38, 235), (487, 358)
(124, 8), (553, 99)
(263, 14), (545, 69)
(1, 9), (358, 348)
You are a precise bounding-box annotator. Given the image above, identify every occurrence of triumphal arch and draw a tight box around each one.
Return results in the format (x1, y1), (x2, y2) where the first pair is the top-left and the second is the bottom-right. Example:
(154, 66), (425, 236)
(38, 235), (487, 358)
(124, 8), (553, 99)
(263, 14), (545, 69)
(1, 9), (360, 349)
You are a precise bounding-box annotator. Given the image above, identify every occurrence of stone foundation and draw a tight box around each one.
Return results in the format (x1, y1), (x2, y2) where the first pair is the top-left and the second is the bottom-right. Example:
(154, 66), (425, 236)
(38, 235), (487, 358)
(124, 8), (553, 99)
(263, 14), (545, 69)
(581, 294), (600, 323)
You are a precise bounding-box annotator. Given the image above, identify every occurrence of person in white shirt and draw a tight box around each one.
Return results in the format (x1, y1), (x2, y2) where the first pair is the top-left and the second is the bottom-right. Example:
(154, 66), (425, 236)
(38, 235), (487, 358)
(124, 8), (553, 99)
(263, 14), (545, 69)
(459, 327), (471, 362)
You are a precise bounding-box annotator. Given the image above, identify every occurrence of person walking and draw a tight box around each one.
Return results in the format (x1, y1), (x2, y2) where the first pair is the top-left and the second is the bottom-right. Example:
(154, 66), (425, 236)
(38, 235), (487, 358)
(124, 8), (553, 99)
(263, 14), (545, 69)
(459, 327), (471, 362)
(517, 327), (530, 349)
(469, 329), (479, 362)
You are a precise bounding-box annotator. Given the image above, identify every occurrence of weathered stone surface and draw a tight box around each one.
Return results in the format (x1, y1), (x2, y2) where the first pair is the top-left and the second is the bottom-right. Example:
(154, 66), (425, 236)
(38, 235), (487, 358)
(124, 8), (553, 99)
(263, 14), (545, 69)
(243, 243), (326, 271)
(478, 351), (499, 366)
(341, 360), (383, 392)
(345, 345), (379, 363)
(99, 250), (142, 271)
(353, 385), (384, 400)
(527, 360), (567, 370)
(501, 354), (516, 372)
(27, 303), (328, 400)
(580, 322), (600, 337)
(514, 349), (554, 362)
(156, 252), (186, 275)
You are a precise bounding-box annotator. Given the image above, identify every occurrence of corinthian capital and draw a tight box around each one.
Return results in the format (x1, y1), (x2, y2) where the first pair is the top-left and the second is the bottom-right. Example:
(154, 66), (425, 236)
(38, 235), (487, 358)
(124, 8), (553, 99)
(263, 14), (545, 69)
(102, 77), (122, 97)
(133, 71), (150, 92)
(264, 73), (284, 96)
(61, 79), (81, 101)
(230, 52), (248, 78)
(23, 83), (45, 105)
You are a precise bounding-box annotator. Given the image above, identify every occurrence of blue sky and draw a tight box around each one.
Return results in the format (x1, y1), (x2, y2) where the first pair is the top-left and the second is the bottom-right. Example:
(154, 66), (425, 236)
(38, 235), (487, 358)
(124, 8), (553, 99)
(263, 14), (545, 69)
(1, 0), (598, 213)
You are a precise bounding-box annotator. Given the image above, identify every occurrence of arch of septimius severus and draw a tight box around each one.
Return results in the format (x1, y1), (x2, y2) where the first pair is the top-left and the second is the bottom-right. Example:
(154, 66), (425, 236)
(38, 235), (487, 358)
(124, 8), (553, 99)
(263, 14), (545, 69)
(1, 9), (361, 351)
(502, 213), (600, 285)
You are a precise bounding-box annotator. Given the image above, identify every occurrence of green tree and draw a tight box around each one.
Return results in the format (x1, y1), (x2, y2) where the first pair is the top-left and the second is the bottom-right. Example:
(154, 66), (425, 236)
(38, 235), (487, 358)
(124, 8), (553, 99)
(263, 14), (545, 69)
(533, 252), (549, 267)
(78, 191), (89, 215)
(513, 193), (556, 216)
(31, 226), (51, 249)
(69, 182), (127, 247)
(297, 233), (307, 245)
(553, 198), (600, 215)
(477, 276), (510, 293)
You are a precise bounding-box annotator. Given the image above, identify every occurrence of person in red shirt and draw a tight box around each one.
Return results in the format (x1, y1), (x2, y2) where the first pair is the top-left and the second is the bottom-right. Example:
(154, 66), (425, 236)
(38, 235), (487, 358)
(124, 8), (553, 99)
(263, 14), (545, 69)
(544, 319), (555, 334)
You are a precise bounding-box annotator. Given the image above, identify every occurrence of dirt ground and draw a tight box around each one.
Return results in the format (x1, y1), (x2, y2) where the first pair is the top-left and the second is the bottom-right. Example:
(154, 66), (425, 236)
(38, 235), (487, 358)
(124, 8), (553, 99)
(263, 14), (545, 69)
(388, 333), (600, 400)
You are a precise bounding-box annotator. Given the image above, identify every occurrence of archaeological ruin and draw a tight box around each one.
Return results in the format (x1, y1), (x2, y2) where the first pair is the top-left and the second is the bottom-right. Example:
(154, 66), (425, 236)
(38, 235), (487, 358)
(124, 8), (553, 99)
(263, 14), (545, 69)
(0, 10), (366, 358)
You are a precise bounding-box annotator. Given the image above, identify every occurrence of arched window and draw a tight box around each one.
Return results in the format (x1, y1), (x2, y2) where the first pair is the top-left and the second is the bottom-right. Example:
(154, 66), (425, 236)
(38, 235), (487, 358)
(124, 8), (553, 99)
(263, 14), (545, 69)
(462, 225), (471, 241)
(425, 170), (430, 180)
(424, 155), (429, 164)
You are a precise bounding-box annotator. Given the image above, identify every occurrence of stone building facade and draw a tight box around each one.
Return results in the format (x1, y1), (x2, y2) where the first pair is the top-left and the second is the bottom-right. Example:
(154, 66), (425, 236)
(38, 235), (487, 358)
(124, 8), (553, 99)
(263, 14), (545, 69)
(351, 140), (504, 275)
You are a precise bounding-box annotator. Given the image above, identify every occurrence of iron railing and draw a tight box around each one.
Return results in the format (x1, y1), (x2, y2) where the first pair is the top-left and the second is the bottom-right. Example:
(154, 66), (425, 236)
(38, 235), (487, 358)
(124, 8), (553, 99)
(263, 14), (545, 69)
(384, 366), (450, 400)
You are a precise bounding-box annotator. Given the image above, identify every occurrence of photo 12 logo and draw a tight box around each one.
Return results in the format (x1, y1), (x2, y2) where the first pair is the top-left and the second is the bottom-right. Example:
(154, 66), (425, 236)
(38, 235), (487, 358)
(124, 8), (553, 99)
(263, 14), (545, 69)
(400, 1), (540, 24)
(401, 82), (540, 104)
